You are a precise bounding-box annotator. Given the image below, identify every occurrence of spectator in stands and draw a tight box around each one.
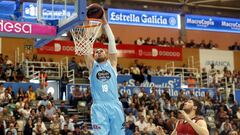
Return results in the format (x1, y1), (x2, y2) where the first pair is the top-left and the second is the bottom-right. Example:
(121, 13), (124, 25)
(125, 121), (134, 135)
(38, 94), (50, 107)
(68, 57), (79, 76)
(164, 69), (173, 76)
(33, 121), (47, 135)
(186, 74), (196, 88)
(117, 64), (123, 74)
(155, 66), (164, 76)
(44, 102), (56, 121)
(0, 116), (6, 135)
(151, 39), (157, 45)
(135, 115), (148, 132)
(0, 53), (4, 64)
(207, 40), (215, 49)
(219, 121), (232, 135)
(5, 63), (14, 82)
(146, 118), (156, 134)
(0, 90), (12, 106)
(186, 39), (196, 48)
(169, 37), (175, 46)
(27, 85), (36, 101)
(72, 125), (81, 135)
(130, 64), (143, 83)
(198, 40), (206, 48)
(161, 37), (169, 46)
(60, 73), (69, 100)
(156, 37), (161, 45)
(0, 83), (5, 94)
(229, 42), (239, 50)
(70, 86), (83, 107)
(16, 87), (25, 99)
(59, 101), (68, 115)
(5, 123), (17, 135)
(60, 124), (71, 135)
(80, 123), (91, 135)
(50, 115), (61, 135)
(115, 37), (123, 44)
(136, 37), (145, 45)
(144, 37), (152, 45)
(36, 83), (46, 100)
(126, 103), (138, 117)
(24, 118), (34, 135)
(175, 37), (185, 47)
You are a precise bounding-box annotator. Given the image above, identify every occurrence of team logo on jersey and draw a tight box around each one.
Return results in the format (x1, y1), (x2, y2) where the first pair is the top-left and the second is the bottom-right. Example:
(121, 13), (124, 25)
(96, 70), (111, 82)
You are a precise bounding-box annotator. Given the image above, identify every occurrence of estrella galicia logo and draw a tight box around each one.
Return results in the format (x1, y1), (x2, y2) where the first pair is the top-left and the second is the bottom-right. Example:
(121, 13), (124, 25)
(169, 17), (177, 26)
(96, 70), (111, 82)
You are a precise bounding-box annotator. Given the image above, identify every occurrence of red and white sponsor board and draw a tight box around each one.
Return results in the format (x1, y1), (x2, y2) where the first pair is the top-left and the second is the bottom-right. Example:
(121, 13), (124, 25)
(37, 40), (182, 61)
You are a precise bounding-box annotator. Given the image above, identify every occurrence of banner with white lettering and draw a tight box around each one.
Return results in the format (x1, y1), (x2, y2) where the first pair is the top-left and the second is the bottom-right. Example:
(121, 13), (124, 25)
(0, 19), (56, 38)
(108, 8), (180, 29)
(37, 40), (183, 61)
(66, 84), (216, 99)
(23, 2), (75, 20)
(199, 49), (234, 71)
(186, 14), (240, 33)
(117, 75), (181, 88)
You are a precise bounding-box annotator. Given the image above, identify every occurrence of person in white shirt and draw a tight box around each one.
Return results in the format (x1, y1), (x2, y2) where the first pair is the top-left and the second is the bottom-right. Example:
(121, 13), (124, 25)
(0, 91), (11, 103)
(136, 37), (145, 45)
(126, 112), (136, 123)
(146, 118), (156, 134)
(175, 36), (185, 46)
(135, 115), (148, 132)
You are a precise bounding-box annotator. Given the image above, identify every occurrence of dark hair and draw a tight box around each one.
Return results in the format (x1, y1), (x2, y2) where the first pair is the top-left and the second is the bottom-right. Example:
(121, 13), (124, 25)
(191, 98), (202, 115)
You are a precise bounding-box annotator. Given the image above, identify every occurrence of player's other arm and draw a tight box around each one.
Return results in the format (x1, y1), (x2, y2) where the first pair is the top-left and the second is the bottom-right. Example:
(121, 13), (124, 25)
(102, 13), (117, 69)
(188, 119), (209, 135)
(171, 120), (179, 135)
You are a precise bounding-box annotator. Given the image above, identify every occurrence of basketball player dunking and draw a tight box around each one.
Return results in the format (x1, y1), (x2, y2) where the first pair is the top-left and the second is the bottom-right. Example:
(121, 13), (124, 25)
(171, 98), (209, 135)
(83, 11), (125, 135)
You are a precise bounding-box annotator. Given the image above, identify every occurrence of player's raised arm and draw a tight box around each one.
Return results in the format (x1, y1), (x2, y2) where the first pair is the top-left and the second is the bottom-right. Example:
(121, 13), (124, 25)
(102, 13), (118, 69)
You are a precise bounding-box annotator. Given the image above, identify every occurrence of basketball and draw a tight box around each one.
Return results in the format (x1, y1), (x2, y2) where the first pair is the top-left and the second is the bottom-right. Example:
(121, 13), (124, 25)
(87, 3), (104, 19)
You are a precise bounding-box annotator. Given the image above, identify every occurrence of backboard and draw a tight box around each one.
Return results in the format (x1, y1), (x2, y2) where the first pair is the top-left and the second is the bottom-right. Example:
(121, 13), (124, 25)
(0, 0), (86, 48)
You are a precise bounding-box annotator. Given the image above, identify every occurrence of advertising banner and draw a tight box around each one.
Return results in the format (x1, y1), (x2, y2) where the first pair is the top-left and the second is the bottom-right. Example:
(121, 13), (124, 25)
(22, 2), (75, 20)
(108, 8), (180, 29)
(37, 40), (183, 61)
(66, 84), (216, 99)
(117, 75), (181, 88)
(186, 14), (240, 33)
(0, 19), (56, 37)
(199, 49), (234, 71)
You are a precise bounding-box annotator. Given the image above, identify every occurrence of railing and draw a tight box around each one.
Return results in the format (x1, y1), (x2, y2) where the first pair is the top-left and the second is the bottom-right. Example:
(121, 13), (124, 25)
(24, 60), (61, 79)
(165, 61), (200, 86)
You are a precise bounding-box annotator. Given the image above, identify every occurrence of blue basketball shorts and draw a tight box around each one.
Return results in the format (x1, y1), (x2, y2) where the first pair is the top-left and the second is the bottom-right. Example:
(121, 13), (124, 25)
(91, 100), (125, 135)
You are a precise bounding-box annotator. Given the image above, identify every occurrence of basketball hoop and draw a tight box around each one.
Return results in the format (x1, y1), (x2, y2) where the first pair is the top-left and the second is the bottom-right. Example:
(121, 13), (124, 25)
(70, 18), (104, 56)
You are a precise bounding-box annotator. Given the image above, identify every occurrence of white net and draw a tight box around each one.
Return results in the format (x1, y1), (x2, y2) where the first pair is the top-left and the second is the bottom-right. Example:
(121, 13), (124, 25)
(70, 19), (103, 55)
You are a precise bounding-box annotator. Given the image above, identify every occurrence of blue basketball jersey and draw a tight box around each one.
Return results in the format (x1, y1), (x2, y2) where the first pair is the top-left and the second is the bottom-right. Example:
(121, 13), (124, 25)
(89, 60), (119, 101)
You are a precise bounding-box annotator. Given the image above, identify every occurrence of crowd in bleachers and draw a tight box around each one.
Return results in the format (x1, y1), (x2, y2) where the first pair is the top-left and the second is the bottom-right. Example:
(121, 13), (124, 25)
(0, 82), (92, 135)
(0, 45), (240, 135)
(133, 37), (220, 49)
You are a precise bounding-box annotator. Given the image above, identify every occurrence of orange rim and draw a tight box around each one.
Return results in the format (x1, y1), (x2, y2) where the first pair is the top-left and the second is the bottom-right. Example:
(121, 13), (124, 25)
(75, 18), (105, 29)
